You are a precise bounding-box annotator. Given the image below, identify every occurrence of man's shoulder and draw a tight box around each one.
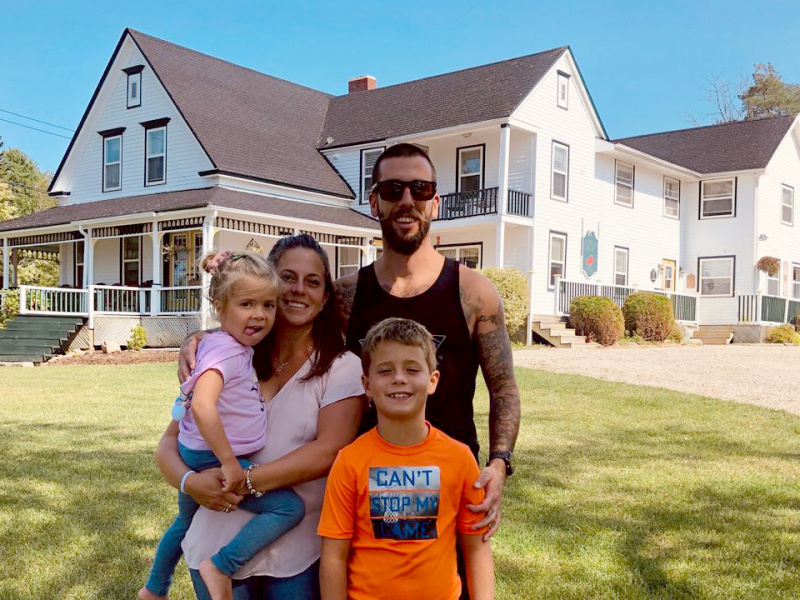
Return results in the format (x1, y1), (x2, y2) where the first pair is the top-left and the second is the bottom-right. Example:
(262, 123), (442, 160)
(457, 264), (500, 298)
(430, 426), (478, 464)
(333, 271), (361, 322)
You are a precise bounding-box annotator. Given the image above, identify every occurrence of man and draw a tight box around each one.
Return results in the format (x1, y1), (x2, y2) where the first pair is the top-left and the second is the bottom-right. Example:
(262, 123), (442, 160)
(333, 143), (520, 540)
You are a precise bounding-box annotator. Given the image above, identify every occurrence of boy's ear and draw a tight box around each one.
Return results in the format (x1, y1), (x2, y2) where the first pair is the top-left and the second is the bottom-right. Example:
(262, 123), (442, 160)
(428, 369), (440, 395)
(361, 373), (371, 397)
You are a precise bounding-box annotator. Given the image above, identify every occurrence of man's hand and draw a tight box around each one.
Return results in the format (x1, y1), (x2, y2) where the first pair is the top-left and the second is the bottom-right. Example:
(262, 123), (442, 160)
(467, 459), (507, 541)
(177, 330), (209, 382)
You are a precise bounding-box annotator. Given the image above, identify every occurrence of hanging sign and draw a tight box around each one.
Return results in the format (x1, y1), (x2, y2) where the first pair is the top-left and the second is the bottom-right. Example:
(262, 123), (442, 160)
(581, 230), (598, 278)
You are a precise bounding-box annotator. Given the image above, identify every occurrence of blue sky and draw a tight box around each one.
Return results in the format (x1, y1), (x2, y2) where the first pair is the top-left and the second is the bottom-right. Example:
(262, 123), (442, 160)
(1, 0), (798, 173)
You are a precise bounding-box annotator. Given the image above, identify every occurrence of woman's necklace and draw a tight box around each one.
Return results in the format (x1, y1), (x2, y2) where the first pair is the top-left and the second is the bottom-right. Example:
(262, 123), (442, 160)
(271, 344), (313, 375)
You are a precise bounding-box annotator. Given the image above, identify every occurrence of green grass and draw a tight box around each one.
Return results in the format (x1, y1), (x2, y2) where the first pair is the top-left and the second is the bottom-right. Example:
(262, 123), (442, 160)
(1, 364), (799, 599)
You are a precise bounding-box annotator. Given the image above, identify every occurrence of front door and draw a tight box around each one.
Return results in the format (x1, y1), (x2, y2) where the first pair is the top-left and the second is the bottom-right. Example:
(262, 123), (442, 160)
(662, 259), (676, 291)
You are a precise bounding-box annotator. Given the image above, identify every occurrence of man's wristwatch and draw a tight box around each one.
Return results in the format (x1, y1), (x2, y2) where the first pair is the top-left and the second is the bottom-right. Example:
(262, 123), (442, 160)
(487, 451), (514, 476)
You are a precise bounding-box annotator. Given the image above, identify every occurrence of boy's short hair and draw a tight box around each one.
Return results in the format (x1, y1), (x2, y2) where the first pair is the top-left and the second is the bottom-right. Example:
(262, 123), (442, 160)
(361, 318), (437, 374)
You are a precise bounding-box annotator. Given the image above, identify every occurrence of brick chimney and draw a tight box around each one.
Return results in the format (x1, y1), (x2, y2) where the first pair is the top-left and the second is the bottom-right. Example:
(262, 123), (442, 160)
(349, 75), (376, 93)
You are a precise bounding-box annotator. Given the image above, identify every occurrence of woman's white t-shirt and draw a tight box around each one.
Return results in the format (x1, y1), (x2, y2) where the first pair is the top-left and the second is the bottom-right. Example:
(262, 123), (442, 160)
(182, 351), (364, 578)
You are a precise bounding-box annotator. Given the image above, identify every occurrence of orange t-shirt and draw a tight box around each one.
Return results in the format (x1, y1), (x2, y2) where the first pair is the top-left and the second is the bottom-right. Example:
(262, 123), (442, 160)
(318, 425), (486, 600)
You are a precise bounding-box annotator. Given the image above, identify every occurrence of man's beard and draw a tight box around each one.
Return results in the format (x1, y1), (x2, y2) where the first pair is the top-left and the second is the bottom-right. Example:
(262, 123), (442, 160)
(378, 207), (431, 256)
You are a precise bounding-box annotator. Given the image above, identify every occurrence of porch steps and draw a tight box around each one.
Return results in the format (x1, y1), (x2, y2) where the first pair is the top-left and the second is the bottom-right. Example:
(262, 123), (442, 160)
(531, 316), (599, 348)
(0, 315), (85, 363)
(693, 325), (735, 345)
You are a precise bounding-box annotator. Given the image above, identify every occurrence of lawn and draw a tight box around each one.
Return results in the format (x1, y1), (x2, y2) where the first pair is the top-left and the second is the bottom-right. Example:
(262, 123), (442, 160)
(1, 363), (799, 599)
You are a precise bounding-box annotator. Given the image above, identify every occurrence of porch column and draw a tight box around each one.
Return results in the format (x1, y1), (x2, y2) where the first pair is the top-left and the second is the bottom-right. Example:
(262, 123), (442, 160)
(150, 222), (162, 315)
(200, 216), (215, 330)
(2, 238), (8, 289)
(83, 231), (93, 288)
(495, 123), (511, 268)
(11, 249), (19, 286)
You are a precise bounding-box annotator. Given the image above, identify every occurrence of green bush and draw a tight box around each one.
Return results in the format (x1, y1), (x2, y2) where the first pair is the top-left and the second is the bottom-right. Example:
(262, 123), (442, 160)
(667, 322), (685, 343)
(479, 267), (529, 338)
(569, 295), (623, 346)
(765, 324), (800, 345)
(0, 289), (20, 330)
(622, 292), (675, 342)
(127, 323), (147, 351)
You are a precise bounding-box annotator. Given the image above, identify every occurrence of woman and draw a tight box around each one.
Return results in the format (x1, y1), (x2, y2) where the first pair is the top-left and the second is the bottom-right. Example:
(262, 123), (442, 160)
(155, 234), (364, 599)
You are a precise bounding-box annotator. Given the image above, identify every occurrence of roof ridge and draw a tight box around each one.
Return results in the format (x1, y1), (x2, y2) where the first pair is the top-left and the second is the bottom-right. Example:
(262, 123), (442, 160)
(333, 45), (569, 97)
(616, 113), (797, 142)
(126, 28), (333, 99)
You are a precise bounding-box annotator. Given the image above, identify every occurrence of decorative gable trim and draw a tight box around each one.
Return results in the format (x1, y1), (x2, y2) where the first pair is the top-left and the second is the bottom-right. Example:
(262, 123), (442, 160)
(122, 65), (144, 75)
(140, 117), (171, 129)
(98, 127), (126, 137)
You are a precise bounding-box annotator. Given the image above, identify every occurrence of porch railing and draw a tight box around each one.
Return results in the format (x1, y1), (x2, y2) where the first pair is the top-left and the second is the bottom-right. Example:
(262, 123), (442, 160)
(437, 188), (533, 220)
(93, 285), (151, 315)
(19, 285), (89, 316)
(738, 293), (800, 324)
(161, 286), (202, 314)
(554, 277), (698, 323)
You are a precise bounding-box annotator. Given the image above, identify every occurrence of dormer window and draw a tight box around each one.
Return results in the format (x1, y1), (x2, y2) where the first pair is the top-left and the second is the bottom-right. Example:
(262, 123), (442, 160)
(123, 65), (144, 109)
(557, 71), (570, 109)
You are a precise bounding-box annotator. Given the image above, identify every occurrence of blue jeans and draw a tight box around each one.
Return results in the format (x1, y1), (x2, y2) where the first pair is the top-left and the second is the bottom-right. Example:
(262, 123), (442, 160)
(190, 560), (320, 600)
(144, 444), (305, 596)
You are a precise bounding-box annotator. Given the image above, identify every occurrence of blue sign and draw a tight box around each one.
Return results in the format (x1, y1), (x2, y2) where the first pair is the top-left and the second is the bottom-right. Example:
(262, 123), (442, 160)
(582, 231), (598, 278)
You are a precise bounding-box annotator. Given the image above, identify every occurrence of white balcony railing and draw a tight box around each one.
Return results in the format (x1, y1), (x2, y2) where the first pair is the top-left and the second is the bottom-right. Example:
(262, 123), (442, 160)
(737, 293), (800, 325)
(19, 285), (89, 316)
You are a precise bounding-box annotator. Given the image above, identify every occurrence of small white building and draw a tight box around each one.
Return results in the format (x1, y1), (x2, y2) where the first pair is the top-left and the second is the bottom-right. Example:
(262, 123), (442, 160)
(1, 29), (798, 353)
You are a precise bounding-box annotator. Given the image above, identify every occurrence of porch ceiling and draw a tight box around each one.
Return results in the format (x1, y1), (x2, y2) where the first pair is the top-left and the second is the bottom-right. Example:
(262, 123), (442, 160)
(0, 187), (379, 235)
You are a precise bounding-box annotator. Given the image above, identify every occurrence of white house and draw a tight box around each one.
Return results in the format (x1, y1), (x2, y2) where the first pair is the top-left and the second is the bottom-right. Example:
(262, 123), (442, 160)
(1, 29), (798, 357)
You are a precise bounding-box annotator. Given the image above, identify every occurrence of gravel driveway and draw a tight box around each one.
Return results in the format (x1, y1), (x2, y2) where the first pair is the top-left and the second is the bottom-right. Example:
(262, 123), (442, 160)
(514, 344), (800, 416)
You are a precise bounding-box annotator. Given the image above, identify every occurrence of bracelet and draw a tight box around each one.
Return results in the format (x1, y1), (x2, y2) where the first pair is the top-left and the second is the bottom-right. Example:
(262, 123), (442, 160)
(180, 470), (196, 494)
(245, 464), (264, 498)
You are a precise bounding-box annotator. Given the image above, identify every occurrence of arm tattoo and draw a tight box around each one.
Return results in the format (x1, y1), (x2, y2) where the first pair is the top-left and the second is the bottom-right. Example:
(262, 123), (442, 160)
(333, 280), (357, 328)
(475, 302), (521, 455)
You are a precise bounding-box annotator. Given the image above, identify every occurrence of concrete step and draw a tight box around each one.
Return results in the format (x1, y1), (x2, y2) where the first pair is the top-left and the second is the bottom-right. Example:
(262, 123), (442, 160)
(532, 318), (599, 349)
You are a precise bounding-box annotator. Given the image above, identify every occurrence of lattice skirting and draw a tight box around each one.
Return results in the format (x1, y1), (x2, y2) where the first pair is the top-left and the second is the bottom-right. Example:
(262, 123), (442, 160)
(85, 315), (203, 348)
(66, 326), (92, 352)
(733, 324), (767, 344)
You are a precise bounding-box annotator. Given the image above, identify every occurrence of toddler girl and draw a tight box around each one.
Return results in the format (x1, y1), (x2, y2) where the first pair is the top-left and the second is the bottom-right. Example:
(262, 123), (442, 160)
(139, 251), (305, 600)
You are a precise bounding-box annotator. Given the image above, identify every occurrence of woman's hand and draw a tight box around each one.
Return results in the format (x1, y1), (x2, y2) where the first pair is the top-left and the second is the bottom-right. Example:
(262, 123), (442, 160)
(178, 330), (209, 382)
(185, 467), (244, 511)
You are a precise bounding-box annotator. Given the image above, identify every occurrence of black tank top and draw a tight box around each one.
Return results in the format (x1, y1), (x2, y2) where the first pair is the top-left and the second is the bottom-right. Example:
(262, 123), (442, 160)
(346, 258), (481, 457)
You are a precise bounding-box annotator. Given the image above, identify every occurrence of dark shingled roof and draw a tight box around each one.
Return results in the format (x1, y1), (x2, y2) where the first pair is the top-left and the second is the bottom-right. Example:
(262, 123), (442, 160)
(0, 188), (378, 233)
(614, 115), (797, 174)
(127, 30), (355, 198)
(320, 47), (568, 148)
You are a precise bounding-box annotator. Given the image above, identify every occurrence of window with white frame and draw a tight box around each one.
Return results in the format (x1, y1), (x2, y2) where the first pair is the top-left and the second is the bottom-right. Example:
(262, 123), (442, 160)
(361, 147), (384, 203)
(127, 70), (142, 108)
(782, 185), (794, 226)
(75, 243), (84, 288)
(699, 256), (734, 296)
(664, 177), (680, 218)
(337, 246), (361, 278)
(614, 246), (629, 286)
(793, 264), (800, 299)
(457, 146), (483, 193)
(701, 179), (735, 218)
(122, 236), (140, 286)
(549, 232), (567, 287)
(767, 262), (781, 296)
(557, 71), (569, 109)
(145, 126), (167, 185)
(615, 161), (634, 207)
(102, 134), (122, 192)
(436, 244), (481, 269)
(551, 142), (569, 201)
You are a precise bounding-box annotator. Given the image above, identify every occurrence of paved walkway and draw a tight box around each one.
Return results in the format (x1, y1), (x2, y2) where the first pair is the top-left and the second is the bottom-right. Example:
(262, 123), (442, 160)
(514, 344), (800, 416)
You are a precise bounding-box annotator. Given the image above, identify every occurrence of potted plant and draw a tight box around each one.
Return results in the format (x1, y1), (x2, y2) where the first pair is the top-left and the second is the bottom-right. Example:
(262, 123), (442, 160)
(756, 256), (781, 277)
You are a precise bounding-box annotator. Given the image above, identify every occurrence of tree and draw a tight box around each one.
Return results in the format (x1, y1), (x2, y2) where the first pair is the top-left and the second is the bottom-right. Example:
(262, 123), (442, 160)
(0, 182), (17, 222)
(0, 148), (55, 217)
(740, 63), (800, 120)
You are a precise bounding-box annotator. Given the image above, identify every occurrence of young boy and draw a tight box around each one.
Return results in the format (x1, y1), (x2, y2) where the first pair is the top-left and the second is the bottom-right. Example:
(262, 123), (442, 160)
(318, 317), (494, 600)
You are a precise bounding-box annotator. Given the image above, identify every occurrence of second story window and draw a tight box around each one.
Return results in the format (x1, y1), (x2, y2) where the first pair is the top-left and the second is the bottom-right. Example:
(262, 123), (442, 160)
(457, 145), (484, 193)
(615, 161), (634, 207)
(664, 177), (680, 218)
(782, 185), (794, 226)
(99, 127), (125, 192)
(361, 147), (384, 203)
(123, 65), (144, 109)
(700, 178), (735, 219)
(557, 71), (569, 109)
(142, 118), (170, 186)
(551, 142), (569, 202)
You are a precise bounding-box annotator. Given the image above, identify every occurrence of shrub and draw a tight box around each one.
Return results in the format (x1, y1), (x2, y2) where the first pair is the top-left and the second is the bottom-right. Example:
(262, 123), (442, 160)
(756, 256), (781, 277)
(0, 289), (20, 330)
(479, 267), (529, 338)
(569, 295), (623, 346)
(127, 323), (147, 351)
(765, 324), (800, 345)
(667, 322), (685, 343)
(622, 292), (675, 342)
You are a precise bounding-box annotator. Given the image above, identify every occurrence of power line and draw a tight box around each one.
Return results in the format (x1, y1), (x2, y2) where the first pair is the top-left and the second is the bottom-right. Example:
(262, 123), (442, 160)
(0, 116), (73, 140)
(0, 108), (74, 132)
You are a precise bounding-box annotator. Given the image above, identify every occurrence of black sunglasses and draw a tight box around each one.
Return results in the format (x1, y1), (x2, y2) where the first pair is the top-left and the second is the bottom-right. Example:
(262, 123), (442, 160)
(372, 179), (437, 202)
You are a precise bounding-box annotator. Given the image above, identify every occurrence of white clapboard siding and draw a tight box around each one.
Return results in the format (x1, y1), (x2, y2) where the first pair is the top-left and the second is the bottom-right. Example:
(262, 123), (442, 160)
(54, 36), (213, 203)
